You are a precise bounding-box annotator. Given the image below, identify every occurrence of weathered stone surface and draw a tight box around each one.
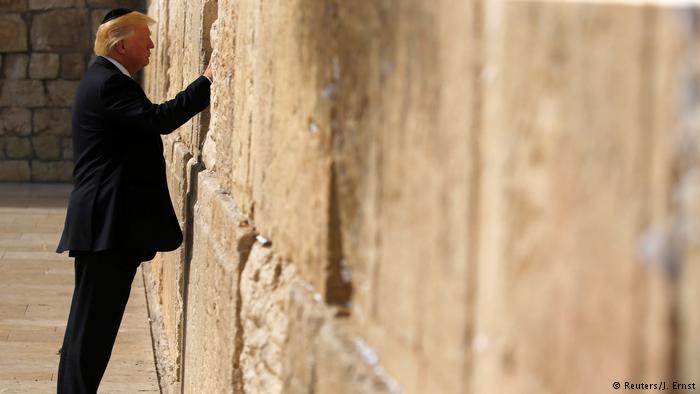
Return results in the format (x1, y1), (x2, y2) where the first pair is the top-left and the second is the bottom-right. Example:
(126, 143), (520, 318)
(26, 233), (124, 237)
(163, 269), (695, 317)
(145, 0), (171, 103)
(28, 0), (77, 9)
(31, 135), (61, 160)
(213, 0), (333, 307)
(467, 2), (697, 393)
(142, 143), (194, 394)
(3, 54), (28, 79)
(327, 2), (475, 393)
(142, 1), (700, 394)
(33, 108), (71, 136)
(181, 170), (256, 394)
(142, 249), (182, 394)
(0, 160), (30, 181)
(5, 137), (32, 159)
(0, 80), (45, 107)
(29, 53), (59, 79)
(0, 107), (31, 136)
(147, 1), (471, 393)
(60, 53), (85, 79)
(46, 80), (78, 106)
(239, 245), (295, 394)
(0, 0), (27, 12)
(0, 14), (28, 52)
(281, 278), (402, 394)
(186, 224), (403, 394)
(31, 9), (89, 51)
(29, 159), (71, 181)
(314, 314), (402, 394)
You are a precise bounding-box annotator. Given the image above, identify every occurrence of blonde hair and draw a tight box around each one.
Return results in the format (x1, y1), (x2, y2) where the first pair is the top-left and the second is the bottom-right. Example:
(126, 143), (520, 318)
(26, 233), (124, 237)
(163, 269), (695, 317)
(94, 11), (155, 56)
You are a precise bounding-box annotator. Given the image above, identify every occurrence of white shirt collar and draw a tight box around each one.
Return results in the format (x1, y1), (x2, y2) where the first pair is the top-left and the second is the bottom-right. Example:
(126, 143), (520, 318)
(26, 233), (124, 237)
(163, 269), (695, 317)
(102, 56), (132, 78)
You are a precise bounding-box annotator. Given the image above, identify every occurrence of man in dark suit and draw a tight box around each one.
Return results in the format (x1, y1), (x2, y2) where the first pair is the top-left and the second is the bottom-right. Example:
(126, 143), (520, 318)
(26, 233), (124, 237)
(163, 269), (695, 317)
(55, 8), (213, 393)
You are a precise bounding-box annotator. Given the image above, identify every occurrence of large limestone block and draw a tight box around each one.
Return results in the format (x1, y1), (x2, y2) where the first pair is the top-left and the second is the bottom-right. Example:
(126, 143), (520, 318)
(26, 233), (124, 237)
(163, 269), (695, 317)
(204, 0), (235, 186)
(31, 9), (89, 51)
(0, 14), (28, 52)
(179, 0), (214, 154)
(214, 0), (333, 301)
(156, 0), (189, 164)
(165, 0), (187, 98)
(33, 108), (71, 137)
(147, 0), (171, 103)
(5, 137), (32, 159)
(32, 135), (61, 160)
(142, 143), (195, 393)
(238, 244), (296, 394)
(152, 250), (185, 389)
(195, 0), (216, 156)
(470, 2), (693, 392)
(0, 80), (46, 107)
(142, 259), (180, 394)
(182, 170), (256, 394)
(153, 143), (194, 384)
(60, 53), (86, 80)
(29, 53), (59, 79)
(320, 2), (476, 393)
(46, 80), (78, 107)
(182, 241), (240, 394)
(0, 107), (32, 136)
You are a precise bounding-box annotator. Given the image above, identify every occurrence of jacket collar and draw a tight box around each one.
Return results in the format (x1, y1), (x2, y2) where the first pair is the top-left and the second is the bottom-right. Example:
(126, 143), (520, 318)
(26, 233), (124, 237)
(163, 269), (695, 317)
(102, 56), (131, 77)
(94, 56), (129, 77)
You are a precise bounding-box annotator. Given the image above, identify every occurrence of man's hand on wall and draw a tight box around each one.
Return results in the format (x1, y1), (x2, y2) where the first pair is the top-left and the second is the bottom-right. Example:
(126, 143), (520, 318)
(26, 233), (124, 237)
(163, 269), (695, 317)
(204, 61), (213, 82)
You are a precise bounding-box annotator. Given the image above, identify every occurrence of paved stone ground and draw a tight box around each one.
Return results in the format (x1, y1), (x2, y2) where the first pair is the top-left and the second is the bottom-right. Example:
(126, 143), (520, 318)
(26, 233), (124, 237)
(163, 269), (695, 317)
(0, 183), (159, 393)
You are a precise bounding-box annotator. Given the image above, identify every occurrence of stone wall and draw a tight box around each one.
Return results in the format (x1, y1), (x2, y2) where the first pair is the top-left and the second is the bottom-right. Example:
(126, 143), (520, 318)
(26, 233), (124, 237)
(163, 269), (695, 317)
(0, 0), (142, 182)
(142, 0), (700, 393)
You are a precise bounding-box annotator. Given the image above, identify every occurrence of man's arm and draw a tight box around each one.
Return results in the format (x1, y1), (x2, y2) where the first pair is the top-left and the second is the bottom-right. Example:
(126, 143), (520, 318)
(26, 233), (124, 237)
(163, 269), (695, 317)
(100, 73), (211, 135)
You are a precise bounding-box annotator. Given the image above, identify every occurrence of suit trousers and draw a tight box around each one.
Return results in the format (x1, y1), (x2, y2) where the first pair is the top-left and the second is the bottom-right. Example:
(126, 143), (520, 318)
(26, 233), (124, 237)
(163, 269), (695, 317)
(56, 250), (142, 394)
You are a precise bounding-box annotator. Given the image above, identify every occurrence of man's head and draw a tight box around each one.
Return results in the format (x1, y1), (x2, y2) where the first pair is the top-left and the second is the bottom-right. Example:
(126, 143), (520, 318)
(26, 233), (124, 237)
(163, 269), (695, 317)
(94, 9), (155, 76)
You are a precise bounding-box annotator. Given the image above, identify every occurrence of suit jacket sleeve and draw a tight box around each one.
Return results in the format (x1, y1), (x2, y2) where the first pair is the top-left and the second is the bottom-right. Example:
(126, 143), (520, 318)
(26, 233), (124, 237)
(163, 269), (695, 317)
(100, 73), (211, 135)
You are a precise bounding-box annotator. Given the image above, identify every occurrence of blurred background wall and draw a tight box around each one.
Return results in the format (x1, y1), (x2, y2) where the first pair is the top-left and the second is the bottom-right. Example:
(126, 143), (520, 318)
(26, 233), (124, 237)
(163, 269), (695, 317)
(0, 0), (143, 182)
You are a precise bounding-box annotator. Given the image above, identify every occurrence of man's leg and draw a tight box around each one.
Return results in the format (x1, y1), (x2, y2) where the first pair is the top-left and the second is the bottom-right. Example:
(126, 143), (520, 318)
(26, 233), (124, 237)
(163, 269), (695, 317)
(57, 251), (141, 394)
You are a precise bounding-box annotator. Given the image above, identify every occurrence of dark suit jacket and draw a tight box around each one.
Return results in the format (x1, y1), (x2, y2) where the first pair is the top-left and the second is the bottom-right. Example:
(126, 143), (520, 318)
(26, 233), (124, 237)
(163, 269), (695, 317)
(56, 56), (211, 261)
